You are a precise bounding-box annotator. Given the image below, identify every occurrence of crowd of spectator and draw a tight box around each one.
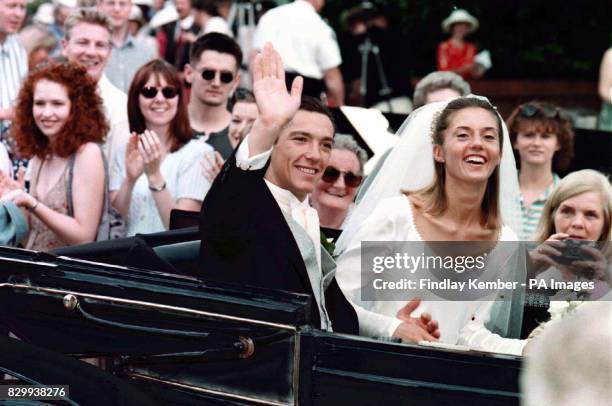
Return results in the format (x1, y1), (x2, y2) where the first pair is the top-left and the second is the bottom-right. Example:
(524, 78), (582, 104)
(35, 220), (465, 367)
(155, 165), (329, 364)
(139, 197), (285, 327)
(0, 1), (611, 402)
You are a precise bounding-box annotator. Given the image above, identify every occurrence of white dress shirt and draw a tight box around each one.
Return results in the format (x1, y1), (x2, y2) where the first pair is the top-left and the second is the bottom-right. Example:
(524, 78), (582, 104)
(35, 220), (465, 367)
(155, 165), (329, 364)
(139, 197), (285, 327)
(252, 0), (341, 79)
(97, 74), (129, 174)
(235, 135), (322, 267)
(0, 34), (27, 130)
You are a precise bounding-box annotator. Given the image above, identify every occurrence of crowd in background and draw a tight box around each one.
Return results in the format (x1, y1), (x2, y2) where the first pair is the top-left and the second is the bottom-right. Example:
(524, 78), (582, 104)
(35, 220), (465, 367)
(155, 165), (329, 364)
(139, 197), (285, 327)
(0, 0), (611, 403)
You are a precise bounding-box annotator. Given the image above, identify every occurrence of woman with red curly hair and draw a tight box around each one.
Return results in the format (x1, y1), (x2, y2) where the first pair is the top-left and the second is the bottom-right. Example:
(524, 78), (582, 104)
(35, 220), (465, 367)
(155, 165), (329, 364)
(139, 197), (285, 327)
(110, 59), (212, 236)
(0, 62), (108, 250)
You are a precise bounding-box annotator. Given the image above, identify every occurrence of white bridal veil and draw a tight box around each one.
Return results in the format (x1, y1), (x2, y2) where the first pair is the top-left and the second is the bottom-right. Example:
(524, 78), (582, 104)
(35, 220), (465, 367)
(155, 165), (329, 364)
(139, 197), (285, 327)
(336, 96), (526, 338)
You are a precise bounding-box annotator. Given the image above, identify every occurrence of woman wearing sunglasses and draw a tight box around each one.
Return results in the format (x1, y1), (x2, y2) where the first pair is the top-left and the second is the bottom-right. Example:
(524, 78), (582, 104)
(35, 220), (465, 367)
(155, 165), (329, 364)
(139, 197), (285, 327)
(310, 134), (367, 230)
(0, 62), (107, 250)
(506, 101), (574, 241)
(110, 59), (213, 236)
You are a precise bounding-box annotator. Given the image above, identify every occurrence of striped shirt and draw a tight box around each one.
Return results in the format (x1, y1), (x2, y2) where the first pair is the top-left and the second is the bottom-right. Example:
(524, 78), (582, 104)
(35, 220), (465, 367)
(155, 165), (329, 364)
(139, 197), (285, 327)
(0, 34), (27, 119)
(519, 173), (561, 241)
(1, 34), (28, 176)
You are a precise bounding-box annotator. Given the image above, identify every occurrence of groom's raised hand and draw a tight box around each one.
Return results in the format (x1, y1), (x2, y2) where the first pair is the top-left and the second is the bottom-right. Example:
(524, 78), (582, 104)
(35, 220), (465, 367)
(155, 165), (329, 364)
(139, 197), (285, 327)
(247, 43), (304, 156)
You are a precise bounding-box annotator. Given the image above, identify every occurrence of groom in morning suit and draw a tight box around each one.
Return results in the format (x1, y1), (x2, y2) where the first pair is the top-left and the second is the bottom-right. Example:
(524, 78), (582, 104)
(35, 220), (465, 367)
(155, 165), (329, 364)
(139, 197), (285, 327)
(199, 44), (439, 340)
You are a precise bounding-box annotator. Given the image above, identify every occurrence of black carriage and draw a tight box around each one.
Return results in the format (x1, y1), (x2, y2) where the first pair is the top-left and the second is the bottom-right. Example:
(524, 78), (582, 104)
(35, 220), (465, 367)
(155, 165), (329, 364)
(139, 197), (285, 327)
(0, 236), (522, 406)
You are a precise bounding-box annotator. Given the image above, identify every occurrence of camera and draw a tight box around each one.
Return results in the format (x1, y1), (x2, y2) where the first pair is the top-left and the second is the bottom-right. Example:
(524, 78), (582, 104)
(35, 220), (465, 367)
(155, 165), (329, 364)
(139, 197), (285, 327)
(554, 239), (595, 265)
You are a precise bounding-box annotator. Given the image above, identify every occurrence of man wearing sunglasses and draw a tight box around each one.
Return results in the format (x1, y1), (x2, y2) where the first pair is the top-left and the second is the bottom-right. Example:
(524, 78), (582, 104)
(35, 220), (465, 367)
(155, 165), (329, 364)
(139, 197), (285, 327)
(199, 44), (439, 343)
(185, 33), (241, 159)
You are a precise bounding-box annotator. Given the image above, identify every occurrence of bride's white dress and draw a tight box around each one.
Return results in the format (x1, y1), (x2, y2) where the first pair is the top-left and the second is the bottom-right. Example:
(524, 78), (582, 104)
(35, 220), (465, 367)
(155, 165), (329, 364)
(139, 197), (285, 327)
(336, 195), (527, 355)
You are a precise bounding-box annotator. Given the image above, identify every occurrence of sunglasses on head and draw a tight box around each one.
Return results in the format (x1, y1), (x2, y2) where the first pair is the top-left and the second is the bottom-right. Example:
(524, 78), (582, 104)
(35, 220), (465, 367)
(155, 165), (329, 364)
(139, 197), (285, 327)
(322, 166), (363, 188)
(200, 69), (234, 84)
(519, 103), (561, 119)
(140, 86), (179, 99)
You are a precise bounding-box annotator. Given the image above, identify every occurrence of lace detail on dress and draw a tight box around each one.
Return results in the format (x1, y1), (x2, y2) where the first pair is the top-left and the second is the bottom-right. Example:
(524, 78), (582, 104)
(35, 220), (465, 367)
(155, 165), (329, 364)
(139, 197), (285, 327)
(25, 163), (70, 251)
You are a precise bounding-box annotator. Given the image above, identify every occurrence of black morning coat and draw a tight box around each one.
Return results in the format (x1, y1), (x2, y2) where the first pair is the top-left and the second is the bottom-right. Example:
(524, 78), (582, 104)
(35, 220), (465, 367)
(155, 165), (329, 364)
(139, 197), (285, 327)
(198, 147), (358, 334)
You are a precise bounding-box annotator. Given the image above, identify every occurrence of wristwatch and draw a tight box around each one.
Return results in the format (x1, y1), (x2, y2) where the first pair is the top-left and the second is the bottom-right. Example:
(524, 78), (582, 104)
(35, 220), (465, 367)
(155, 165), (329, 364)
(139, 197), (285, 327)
(148, 181), (167, 192)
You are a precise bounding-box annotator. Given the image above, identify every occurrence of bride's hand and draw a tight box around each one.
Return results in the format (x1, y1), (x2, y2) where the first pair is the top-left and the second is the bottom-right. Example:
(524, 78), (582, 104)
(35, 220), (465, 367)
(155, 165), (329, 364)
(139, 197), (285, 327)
(396, 298), (440, 339)
(393, 321), (439, 343)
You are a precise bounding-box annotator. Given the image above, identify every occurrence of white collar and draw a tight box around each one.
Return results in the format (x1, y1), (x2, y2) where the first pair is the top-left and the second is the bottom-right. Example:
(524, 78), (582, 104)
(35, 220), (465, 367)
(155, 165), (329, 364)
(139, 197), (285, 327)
(264, 179), (310, 213)
(0, 34), (15, 52)
(180, 14), (195, 30)
(97, 74), (109, 88)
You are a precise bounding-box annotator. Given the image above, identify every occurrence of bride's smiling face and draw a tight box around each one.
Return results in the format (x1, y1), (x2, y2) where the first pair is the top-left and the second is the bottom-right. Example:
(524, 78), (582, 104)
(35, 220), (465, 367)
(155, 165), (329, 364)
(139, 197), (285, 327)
(434, 107), (501, 184)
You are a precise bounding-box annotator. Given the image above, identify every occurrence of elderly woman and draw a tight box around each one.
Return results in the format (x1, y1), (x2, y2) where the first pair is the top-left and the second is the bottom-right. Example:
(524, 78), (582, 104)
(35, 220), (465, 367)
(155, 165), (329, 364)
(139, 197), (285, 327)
(529, 170), (612, 300)
(507, 101), (574, 240)
(412, 71), (471, 110)
(337, 97), (528, 354)
(1, 62), (107, 250)
(111, 59), (213, 236)
(310, 134), (367, 230)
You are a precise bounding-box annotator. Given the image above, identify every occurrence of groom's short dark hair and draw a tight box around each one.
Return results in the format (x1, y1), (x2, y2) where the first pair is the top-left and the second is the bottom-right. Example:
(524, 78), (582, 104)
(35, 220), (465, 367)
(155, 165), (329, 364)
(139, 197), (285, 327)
(299, 96), (336, 134)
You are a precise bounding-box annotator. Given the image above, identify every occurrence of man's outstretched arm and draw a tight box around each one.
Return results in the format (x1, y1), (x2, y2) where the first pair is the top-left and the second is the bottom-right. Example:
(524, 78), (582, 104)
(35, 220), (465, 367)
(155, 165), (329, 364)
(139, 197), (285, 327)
(246, 43), (303, 157)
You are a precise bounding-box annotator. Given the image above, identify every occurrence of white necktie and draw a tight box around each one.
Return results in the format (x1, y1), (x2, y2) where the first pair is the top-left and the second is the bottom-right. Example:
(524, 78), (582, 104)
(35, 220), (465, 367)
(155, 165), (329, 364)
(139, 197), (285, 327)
(292, 204), (321, 271)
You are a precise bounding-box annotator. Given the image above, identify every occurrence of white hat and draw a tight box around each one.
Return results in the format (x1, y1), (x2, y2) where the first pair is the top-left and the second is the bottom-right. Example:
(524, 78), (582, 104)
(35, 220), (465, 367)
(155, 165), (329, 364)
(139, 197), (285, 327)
(441, 9), (479, 33)
(129, 5), (144, 22)
(148, 5), (178, 28)
(34, 3), (55, 25)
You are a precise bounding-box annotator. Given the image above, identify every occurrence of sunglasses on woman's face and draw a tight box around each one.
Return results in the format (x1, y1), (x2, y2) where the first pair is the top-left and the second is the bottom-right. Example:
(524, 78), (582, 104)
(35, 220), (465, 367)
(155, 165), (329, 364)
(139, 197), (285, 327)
(140, 86), (179, 99)
(519, 103), (560, 119)
(200, 69), (234, 84)
(321, 166), (363, 188)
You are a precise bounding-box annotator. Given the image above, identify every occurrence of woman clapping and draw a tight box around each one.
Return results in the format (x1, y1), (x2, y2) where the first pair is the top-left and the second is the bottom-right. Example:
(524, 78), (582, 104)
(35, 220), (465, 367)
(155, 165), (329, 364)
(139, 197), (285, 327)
(111, 60), (213, 236)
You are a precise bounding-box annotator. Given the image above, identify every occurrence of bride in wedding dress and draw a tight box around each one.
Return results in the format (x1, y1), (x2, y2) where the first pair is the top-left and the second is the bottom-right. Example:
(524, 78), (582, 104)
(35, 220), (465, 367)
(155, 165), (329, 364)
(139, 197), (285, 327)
(336, 96), (529, 355)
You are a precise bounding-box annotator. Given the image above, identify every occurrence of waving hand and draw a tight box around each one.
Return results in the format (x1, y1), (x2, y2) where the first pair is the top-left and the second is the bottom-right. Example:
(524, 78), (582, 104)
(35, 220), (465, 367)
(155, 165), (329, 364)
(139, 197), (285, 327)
(247, 43), (303, 156)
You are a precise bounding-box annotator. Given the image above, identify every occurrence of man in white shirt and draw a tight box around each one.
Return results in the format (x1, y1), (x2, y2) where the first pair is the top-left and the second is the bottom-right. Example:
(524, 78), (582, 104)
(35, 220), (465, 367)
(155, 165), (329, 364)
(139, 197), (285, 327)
(0, 0), (26, 123)
(61, 8), (129, 171)
(252, 0), (344, 106)
(199, 43), (438, 341)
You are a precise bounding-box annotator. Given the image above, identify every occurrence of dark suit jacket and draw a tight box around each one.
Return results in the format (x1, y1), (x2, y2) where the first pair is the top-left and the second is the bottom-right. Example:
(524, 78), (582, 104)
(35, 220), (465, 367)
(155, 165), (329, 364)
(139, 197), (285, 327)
(158, 20), (201, 70)
(199, 150), (358, 334)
